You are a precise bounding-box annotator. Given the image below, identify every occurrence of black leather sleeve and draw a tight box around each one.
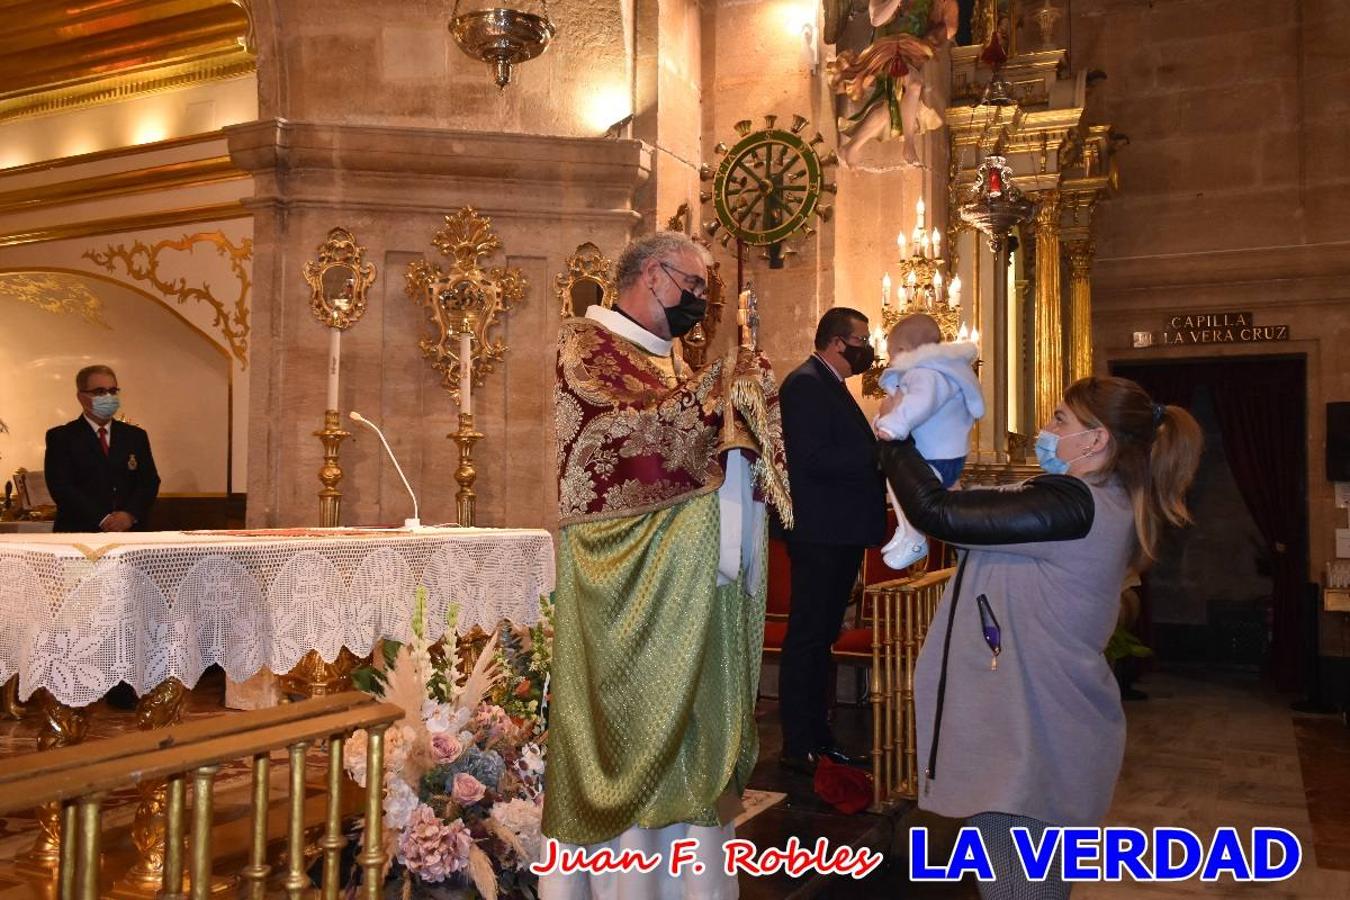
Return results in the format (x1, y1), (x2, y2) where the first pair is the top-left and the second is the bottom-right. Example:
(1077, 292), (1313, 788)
(878, 439), (1094, 546)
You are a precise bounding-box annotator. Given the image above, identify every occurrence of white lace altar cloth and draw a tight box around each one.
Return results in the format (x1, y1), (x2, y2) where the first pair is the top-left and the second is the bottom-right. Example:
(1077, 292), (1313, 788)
(0, 527), (555, 708)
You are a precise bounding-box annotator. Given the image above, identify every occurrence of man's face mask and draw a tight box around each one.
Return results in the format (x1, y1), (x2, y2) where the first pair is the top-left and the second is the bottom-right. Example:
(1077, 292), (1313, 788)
(839, 339), (876, 377)
(657, 262), (708, 339)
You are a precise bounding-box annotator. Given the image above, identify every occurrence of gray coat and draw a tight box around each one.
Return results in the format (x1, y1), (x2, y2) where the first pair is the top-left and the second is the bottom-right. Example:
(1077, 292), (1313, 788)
(913, 477), (1135, 825)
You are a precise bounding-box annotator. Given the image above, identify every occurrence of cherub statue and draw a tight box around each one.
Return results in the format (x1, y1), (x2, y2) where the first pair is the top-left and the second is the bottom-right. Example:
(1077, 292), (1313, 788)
(825, 0), (959, 168)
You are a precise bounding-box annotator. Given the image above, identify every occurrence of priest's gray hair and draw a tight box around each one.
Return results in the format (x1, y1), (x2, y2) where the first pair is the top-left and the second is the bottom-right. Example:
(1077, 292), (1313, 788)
(615, 232), (713, 292)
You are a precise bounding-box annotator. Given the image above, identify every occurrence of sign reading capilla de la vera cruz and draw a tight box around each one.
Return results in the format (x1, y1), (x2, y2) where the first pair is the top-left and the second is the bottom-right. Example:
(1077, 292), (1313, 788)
(1132, 311), (1289, 349)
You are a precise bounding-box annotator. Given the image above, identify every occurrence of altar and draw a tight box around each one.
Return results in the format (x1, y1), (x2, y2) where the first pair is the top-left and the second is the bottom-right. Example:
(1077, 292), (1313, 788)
(0, 526), (555, 710)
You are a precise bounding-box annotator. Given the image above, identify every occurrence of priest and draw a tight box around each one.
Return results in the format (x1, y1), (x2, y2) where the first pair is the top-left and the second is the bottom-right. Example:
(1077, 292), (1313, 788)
(543, 231), (791, 898)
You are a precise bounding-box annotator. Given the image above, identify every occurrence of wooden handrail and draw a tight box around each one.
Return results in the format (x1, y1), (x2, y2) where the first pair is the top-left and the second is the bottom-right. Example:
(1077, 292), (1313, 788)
(0, 693), (403, 900)
(0, 691), (387, 793)
(0, 701), (402, 811)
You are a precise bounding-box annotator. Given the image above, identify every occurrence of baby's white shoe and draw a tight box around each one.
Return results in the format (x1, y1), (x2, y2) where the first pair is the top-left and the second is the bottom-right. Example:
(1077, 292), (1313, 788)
(883, 525), (928, 570)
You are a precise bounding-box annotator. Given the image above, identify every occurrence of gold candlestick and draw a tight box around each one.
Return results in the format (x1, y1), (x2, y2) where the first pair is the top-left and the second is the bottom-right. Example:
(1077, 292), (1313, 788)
(450, 411), (483, 526)
(315, 410), (350, 527)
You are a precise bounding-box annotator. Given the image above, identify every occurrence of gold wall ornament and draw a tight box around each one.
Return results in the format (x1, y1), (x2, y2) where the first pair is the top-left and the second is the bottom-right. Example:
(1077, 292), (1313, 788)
(304, 227), (376, 330)
(555, 242), (616, 318)
(0, 272), (108, 326)
(450, 0), (556, 88)
(83, 232), (253, 367)
(405, 207), (526, 405)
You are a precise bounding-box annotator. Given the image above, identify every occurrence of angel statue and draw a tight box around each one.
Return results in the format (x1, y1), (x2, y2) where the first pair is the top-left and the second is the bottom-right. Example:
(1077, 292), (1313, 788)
(825, 0), (959, 168)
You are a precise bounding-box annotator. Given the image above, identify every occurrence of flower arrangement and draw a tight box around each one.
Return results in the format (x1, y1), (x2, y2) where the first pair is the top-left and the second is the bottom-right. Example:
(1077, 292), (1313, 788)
(345, 589), (553, 899)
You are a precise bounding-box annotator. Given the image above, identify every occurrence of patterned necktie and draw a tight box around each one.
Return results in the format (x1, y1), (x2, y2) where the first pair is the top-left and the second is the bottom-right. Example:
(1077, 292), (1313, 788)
(98, 426), (109, 456)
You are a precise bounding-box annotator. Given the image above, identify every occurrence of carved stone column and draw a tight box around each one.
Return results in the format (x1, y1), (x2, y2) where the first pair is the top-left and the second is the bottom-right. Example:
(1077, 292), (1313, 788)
(1066, 239), (1096, 381)
(1032, 191), (1063, 427)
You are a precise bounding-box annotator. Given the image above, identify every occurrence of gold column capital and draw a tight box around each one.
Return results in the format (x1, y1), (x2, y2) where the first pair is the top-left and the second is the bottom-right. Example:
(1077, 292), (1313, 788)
(1033, 190), (1062, 229)
(1066, 239), (1096, 276)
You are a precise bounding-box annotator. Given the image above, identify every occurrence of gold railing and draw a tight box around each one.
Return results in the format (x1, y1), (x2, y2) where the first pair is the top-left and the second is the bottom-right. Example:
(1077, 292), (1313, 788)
(865, 567), (951, 811)
(0, 692), (402, 900)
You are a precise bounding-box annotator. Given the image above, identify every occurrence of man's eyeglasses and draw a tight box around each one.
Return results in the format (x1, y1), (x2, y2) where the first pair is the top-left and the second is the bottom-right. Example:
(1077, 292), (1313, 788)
(80, 387), (120, 397)
(660, 262), (708, 300)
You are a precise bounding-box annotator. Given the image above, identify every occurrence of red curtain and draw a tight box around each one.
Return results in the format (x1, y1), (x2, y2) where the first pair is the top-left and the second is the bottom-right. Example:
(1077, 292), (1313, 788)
(1111, 358), (1308, 691)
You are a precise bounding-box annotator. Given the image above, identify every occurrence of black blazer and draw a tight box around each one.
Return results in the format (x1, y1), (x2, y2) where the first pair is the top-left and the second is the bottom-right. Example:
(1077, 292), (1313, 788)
(44, 417), (161, 533)
(776, 355), (887, 547)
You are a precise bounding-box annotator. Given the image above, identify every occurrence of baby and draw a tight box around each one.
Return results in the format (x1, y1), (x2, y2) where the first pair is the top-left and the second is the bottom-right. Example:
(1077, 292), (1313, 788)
(874, 313), (984, 569)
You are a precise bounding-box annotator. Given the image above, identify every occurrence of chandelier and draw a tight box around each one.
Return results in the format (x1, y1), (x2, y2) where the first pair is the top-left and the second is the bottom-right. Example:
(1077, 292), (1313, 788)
(863, 197), (977, 397)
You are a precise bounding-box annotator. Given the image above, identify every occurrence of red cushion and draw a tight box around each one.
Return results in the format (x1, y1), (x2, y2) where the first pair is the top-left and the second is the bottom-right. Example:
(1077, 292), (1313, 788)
(831, 627), (872, 656)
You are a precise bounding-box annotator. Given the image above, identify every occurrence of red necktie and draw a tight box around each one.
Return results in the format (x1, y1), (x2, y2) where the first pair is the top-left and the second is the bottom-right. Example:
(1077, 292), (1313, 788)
(98, 426), (109, 456)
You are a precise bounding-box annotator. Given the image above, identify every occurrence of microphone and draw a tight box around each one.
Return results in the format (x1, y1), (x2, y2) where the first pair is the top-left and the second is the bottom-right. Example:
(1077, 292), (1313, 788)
(348, 411), (422, 529)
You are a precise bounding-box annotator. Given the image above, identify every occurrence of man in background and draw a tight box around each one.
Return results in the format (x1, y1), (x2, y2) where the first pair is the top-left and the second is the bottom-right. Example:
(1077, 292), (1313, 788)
(777, 307), (887, 773)
(45, 364), (160, 533)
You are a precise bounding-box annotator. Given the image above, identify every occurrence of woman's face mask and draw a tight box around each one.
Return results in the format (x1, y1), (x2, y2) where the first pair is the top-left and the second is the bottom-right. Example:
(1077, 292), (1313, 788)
(1034, 427), (1097, 475)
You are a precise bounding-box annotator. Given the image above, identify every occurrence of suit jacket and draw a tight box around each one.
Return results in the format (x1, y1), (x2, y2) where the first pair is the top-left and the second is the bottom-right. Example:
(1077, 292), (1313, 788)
(776, 355), (887, 547)
(44, 417), (161, 533)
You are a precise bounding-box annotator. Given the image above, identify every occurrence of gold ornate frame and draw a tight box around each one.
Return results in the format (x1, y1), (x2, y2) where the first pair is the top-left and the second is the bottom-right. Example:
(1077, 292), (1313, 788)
(555, 242), (616, 318)
(405, 208), (526, 404)
(303, 227), (376, 331)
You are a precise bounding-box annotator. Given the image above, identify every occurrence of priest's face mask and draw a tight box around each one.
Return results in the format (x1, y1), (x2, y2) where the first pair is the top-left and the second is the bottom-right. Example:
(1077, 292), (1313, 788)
(648, 251), (708, 339)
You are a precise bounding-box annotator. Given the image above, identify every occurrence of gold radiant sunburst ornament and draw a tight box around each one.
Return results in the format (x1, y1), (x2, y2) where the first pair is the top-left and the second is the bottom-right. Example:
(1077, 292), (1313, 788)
(700, 114), (837, 267)
(450, 0), (556, 88)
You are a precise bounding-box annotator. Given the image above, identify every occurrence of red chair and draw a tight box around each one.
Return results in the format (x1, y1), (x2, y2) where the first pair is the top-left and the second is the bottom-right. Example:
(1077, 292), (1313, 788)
(761, 537), (873, 697)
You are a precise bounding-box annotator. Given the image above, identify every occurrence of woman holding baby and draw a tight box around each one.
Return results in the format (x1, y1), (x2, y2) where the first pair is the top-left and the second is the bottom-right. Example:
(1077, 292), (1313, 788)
(880, 372), (1203, 898)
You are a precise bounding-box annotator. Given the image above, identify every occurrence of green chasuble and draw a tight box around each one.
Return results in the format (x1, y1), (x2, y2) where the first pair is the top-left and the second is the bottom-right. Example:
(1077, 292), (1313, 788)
(543, 308), (789, 846)
(544, 493), (766, 844)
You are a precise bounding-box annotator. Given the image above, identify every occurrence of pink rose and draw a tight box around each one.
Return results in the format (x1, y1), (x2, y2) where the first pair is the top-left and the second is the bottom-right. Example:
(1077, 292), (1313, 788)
(431, 733), (463, 763)
(451, 772), (486, 806)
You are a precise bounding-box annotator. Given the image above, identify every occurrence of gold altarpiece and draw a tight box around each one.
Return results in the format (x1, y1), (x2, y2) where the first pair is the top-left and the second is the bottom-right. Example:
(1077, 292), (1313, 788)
(943, 35), (1119, 483)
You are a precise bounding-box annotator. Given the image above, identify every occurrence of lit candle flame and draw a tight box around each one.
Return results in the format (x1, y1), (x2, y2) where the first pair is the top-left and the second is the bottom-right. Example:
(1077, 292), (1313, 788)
(931, 227), (942, 258)
(971, 326), (981, 343)
(897, 233), (907, 259)
(882, 272), (892, 308)
(958, 323), (969, 341)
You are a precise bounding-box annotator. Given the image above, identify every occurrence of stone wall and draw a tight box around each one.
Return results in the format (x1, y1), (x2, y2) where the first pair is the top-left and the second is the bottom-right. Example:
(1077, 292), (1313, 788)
(1073, 0), (1350, 652)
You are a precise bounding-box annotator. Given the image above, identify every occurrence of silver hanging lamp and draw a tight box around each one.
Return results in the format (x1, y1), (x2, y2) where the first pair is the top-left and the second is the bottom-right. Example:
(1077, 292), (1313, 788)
(449, 0), (556, 89)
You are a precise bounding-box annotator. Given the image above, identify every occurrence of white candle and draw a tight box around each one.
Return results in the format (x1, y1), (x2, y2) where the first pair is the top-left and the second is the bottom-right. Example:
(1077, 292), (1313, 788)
(931, 227), (942, 258)
(916, 197), (926, 229)
(326, 328), (341, 410)
(882, 273), (892, 309)
(897, 233), (907, 260)
(459, 332), (473, 416)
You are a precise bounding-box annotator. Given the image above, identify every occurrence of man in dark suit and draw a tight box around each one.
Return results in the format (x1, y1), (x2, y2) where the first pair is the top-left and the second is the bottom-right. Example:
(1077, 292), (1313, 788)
(45, 364), (160, 533)
(777, 307), (887, 772)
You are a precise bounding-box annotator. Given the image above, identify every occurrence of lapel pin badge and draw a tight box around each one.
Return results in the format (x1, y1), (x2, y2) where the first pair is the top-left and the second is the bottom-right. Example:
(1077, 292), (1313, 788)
(127, 454), (138, 471)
